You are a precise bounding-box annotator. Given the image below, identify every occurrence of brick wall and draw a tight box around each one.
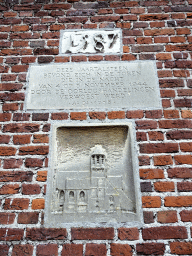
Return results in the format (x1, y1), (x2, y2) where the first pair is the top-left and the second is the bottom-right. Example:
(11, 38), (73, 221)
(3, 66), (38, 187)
(0, 0), (192, 255)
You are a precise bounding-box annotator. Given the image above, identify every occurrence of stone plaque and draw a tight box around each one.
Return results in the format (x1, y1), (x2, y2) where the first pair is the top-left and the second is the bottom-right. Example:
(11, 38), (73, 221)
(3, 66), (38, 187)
(45, 121), (142, 226)
(59, 29), (122, 54)
(25, 61), (161, 111)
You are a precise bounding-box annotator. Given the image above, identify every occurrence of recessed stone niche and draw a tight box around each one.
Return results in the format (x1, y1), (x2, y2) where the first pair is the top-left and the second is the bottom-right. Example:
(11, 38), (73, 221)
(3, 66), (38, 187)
(45, 121), (142, 226)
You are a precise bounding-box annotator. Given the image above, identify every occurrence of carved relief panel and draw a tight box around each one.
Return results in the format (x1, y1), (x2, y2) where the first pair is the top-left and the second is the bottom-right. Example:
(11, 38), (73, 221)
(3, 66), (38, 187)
(59, 29), (122, 54)
(45, 121), (142, 226)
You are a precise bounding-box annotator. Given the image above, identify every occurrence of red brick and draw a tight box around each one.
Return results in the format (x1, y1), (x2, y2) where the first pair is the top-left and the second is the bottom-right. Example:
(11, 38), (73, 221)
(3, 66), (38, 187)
(178, 182), (192, 192)
(25, 158), (43, 168)
(136, 132), (147, 141)
(108, 111), (125, 119)
(55, 56), (70, 63)
(13, 113), (30, 121)
(62, 244), (83, 256)
(164, 110), (179, 119)
(167, 130), (192, 140)
(0, 229), (7, 241)
(148, 131), (164, 141)
(159, 79), (184, 88)
(89, 112), (106, 120)
(142, 226), (187, 240)
(13, 135), (31, 145)
(122, 54), (137, 61)
(85, 244), (107, 256)
(88, 55), (103, 61)
(22, 184), (41, 195)
(139, 156), (150, 166)
(111, 244), (132, 256)
(18, 212), (39, 224)
(0, 245), (9, 256)
(3, 123), (39, 133)
(19, 146), (49, 155)
(170, 242), (192, 255)
(3, 158), (23, 169)
(0, 135), (10, 144)
(105, 55), (121, 61)
(0, 212), (15, 224)
(175, 155), (192, 165)
(118, 228), (139, 240)
(140, 143), (178, 154)
(36, 171), (47, 181)
(0, 146), (16, 156)
(140, 168), (164, 179)
(4, 198), (29, 210)
(154, 155), (173, 166)
(51, 113), (68, 120)
(157, 211), (178, 223)
(180, 210), (192, 222)
(180, 142), (192, 152)
(31, 199), (45, 209)
(126, 110), (144, 119)
(26, 228), (67, 240)
(36, 244), (58, 256)
(0, 184), (19, 195)
(154, 181), (175, 192)
(165, 196), (192, 207)
(136, 243), (165, 255)
(32, 113), (49, 121)
(160, 89), (175, 98)
(2, 102), (19, 111)
(6, 229), (24, 241)
(33, 135), (49, 144)
(145, 110), (162, 119)
(168, 167), (192, 178)
(71, 228), (114, 240)
(159, 120), (192, 129)
(178, 90), (192, 97)
(12, 245), (33, 256)
(166, 44), (192, 52)
(0, 171), (32, 182)
(70, 112), (86, 120)
(142, 196), (161, 208)
(143, 211), (154, 224)
(71, 56), (87, 62)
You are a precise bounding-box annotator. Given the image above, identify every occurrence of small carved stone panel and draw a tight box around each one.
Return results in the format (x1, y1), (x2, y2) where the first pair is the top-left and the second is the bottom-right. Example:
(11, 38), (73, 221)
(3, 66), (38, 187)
(59, 29), (122, 54)
(45, 121), (142, 226)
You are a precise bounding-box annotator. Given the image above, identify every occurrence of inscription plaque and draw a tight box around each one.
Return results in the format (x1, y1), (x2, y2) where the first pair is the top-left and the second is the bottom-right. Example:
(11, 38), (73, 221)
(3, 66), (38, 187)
(59, 29), (122, 54)
(25, 61), (161, 111)
(45, 121), (142, 226)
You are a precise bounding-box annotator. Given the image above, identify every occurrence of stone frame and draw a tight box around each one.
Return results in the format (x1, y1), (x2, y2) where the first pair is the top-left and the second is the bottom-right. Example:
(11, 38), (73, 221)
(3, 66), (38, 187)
(45, 120), (143, 227)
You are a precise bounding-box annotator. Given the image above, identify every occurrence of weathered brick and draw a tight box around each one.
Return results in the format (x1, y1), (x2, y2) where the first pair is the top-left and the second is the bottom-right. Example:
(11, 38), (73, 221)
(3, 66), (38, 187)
(0, 171), (32, 182)
(140, 168), (164, 179)
(174, 155), (192, 165)
(13, 135), (31, 145)
(3, 123), (39, 133)
(177, 182), (192, 192)
(108, 111), (125, 119)
(159, 120), (192, 129)
(33, 135), (49, 144)
(139, 156), (150, 166)
(143, 211), (154, 224)
(72, 228), (114, 240)
(36, 244), (58, 256)
(12, 245), (33, 256)
(180, 210), (192, 222)
(70, 112), (86, 120)
(165, 196), (192, 207)
(111, 244), (132, 256)
(148, 131), (164, 141)
(170, 242), (192, 255)
(26, 228), (67, 240)
(31, 199), (45, 209)
(51, 113), (68, 120)
(0, 135), (10, 144)
(157, 211), (178, 223)
(142, 196), (161, 208)
(0, 147), (16, 156)
(18, 212), (39, 224)
(154, 181), (174, 192)
(0, 184), (19, 195)
(36, 171), (47, 181)
(0, 212), (15, 224)
(136, 243), (165, 255)
(118, 228), (139, 240)
(85, 244), (107, 256)
(154, 155), (173, 166)
(140, 143), (178, 154)
(3, 158), (23, 169)
(32, 113), (49, 121)
(62, 244), (83, 256)
(142, 226), (187, 240)
(13, 113), (30, 121)
(22, 184), (41, 194)
(19, 146), (49, 155)
(4, 198), (29, 210)
(0, 245), (9, 256)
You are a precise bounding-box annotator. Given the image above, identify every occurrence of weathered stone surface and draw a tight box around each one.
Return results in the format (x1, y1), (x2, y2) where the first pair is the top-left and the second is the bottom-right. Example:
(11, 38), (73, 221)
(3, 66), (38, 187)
(25, 61), (160, 111)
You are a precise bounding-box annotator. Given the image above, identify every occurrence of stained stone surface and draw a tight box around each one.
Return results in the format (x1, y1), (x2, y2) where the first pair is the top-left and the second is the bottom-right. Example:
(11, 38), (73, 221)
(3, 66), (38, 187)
(59, 29), (122, 54)
(25, 61), (161, 111)
(45, 121), (142, 226)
